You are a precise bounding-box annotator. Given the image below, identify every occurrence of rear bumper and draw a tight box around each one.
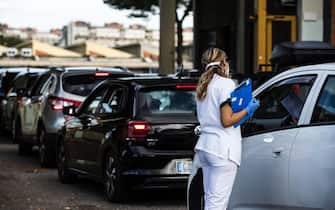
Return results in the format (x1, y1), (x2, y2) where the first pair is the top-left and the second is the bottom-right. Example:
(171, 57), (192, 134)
(120, 146), (194, 189)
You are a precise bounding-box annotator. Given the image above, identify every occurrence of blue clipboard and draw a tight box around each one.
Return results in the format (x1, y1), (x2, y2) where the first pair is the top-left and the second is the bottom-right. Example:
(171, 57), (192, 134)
(230, 78), (253, 127)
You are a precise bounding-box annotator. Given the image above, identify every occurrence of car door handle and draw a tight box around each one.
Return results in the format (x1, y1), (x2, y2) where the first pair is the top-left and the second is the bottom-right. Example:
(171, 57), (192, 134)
(272, 147), (284, 156)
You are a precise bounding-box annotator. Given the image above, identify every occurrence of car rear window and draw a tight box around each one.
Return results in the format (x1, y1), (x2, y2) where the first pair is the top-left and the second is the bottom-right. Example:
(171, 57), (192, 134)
(137, 86), (197, 120)
(62, 74), (107, 96)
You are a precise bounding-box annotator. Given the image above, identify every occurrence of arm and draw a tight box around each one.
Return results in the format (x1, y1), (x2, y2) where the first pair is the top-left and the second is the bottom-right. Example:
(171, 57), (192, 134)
(220, 104), (248, 128)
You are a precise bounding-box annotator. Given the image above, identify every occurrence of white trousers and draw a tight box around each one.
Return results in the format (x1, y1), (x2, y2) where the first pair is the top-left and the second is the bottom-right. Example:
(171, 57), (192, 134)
(197, 150), (238, 210)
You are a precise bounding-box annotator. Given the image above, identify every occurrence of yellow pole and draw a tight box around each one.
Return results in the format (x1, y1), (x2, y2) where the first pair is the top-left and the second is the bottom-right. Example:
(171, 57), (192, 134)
(257, 0), (267, 71)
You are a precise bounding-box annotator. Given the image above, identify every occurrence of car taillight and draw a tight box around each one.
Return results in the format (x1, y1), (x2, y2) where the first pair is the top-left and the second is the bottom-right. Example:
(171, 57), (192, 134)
(127, 120), (151, 140)
(48, 96), (81, 110)
(17, 96), (23, 104)
(176, 84), (197, 89)
(95, 72), (109, 77)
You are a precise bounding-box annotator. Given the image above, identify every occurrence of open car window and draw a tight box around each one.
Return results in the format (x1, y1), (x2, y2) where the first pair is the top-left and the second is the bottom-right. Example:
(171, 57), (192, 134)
(242, 75), (316, 136)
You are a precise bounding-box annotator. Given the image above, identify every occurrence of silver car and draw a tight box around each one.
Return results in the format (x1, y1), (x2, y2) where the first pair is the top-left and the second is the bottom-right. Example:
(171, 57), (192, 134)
(188, 63), (335, 210)
(15, 67), (134, 167)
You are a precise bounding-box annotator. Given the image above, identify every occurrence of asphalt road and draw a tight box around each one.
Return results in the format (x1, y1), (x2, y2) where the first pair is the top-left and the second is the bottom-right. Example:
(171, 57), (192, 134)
(0, 134), (187, 210)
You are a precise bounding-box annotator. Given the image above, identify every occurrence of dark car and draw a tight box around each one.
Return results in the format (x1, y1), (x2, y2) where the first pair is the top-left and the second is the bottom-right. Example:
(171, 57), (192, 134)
(15, 67), (134, 167)
(0, 68), (47, 138)
(57, 75), (199, 202)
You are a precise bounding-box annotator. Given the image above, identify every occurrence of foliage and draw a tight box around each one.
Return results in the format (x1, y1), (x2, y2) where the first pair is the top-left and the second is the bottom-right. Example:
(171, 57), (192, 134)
(103, 0), (193, 66)
(0, 35), (24, 47)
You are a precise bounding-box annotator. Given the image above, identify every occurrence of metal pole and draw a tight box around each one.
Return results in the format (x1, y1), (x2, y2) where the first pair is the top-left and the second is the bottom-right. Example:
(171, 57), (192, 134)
(159, 0), (176, 74)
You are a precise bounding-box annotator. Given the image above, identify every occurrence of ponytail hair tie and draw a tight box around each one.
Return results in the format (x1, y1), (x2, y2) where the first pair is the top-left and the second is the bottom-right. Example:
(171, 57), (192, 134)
(205, 61), (221, 71)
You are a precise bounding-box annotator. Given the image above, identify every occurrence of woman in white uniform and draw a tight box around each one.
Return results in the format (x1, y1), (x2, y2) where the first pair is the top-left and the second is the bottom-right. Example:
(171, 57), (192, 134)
(195, 48), (259, 210)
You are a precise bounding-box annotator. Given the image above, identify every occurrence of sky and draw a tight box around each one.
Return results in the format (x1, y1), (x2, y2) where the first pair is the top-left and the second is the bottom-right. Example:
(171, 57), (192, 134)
(0, 0), (193, 31)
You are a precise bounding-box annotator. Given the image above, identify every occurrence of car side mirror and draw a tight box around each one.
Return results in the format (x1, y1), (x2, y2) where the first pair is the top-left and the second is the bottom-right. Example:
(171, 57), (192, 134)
(63, 105), (76, 116)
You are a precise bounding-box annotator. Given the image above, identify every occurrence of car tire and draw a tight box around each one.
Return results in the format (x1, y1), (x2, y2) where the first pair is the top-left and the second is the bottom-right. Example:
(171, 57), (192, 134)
(11, 117), (18, 143)
(57, 140), (76, 184)
(104, 151), (128, 202)
(188, 168), (204, 210)
(38, 127), (55, 168)
(16, 118), (32, 155)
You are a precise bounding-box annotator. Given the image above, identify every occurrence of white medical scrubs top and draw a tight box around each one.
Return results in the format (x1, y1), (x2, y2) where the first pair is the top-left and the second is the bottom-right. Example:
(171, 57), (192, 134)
(195, 74), (242, 166)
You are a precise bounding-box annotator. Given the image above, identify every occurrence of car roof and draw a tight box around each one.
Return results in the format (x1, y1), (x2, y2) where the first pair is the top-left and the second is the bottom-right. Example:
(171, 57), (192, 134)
(106, 75), (199, 87)
(0, 67), (47, 73)
(14, 70), (47, 78)
(269, 62), (335, 78)
(254, 62), (335, 94)
(50, 66), (132, 73)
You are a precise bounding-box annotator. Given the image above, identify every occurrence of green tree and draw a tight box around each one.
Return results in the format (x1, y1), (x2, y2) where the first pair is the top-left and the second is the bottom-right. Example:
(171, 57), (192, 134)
(103, 0), (193, 67)
(0, 35), (24, 47)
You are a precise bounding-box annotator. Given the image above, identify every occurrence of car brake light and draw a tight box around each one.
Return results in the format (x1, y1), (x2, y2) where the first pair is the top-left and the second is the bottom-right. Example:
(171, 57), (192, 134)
(176, 85), (197, 89)
(48, 96), (81, 110)
(127, 120), (151, 139)
(17, 96), (23, 104)
(95, 72), (109, 77)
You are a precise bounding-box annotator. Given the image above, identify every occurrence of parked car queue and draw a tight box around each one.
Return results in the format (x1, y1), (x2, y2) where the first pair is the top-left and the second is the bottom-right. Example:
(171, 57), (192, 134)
(0, 66), (200, 202)
(1, 63), (335, 208)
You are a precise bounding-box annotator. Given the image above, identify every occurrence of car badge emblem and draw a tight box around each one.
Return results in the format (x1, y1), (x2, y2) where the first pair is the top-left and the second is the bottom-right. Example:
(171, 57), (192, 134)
(194, 125), (201, 136)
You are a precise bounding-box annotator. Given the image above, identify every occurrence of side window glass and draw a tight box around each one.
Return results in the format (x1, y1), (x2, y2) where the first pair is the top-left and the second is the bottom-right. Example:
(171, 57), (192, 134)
(98, 88), (125, 115)
(40, 77), (55, 95)
(81, 88), (107, 115)
(311, 76), (335, 124)
(45, 77), (56, 94)
(243, 75), (316, 136)
(31, 75), (49, 96)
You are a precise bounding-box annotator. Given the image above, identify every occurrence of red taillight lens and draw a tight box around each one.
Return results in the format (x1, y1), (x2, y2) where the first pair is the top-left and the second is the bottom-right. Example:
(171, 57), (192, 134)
(127, 120), (151, 139)
(95, 72), (109, 77)
(176, 85), (197, 89)
(48, 96), (81, 110)
(17, 96), (23, 104)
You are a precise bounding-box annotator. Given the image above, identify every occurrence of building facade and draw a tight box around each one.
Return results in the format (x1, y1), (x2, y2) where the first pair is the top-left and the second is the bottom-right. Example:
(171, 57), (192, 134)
(193, 0), (335, 74)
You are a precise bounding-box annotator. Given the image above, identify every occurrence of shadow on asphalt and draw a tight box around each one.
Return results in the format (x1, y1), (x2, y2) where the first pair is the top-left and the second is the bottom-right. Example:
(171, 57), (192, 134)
(0, 132), (187, 207)
(73, 177), (186, 206)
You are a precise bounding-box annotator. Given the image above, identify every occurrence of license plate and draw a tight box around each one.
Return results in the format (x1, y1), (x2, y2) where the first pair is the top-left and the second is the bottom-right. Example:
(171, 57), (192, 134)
(176, 159), (192, 174)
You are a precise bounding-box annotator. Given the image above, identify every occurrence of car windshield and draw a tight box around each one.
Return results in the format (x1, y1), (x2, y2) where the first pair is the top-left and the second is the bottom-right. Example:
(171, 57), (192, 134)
(137, 86), (197, 121)
(62, 74), (107, 96)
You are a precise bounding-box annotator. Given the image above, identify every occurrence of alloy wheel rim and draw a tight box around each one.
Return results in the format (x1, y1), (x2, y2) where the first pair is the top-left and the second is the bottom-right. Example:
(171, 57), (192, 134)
(105, 156), (116, 196)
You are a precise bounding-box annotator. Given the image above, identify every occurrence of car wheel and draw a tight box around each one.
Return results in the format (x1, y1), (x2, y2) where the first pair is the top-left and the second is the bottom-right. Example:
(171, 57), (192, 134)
(38, 128), (54, 168)
(57, 140), (76, 184)
(105, 151), (128, 202)
(11, 118), (17, 143)
(188, 168), (204, 210)
(16, 119), (32, 155)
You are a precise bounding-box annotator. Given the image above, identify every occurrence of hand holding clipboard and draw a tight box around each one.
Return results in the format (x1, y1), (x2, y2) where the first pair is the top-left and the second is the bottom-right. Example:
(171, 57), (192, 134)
(230, 79), (259, 127)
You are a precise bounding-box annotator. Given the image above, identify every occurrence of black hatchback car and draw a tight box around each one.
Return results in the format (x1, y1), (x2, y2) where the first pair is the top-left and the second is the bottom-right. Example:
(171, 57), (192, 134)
(57, 75), (199, 202)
